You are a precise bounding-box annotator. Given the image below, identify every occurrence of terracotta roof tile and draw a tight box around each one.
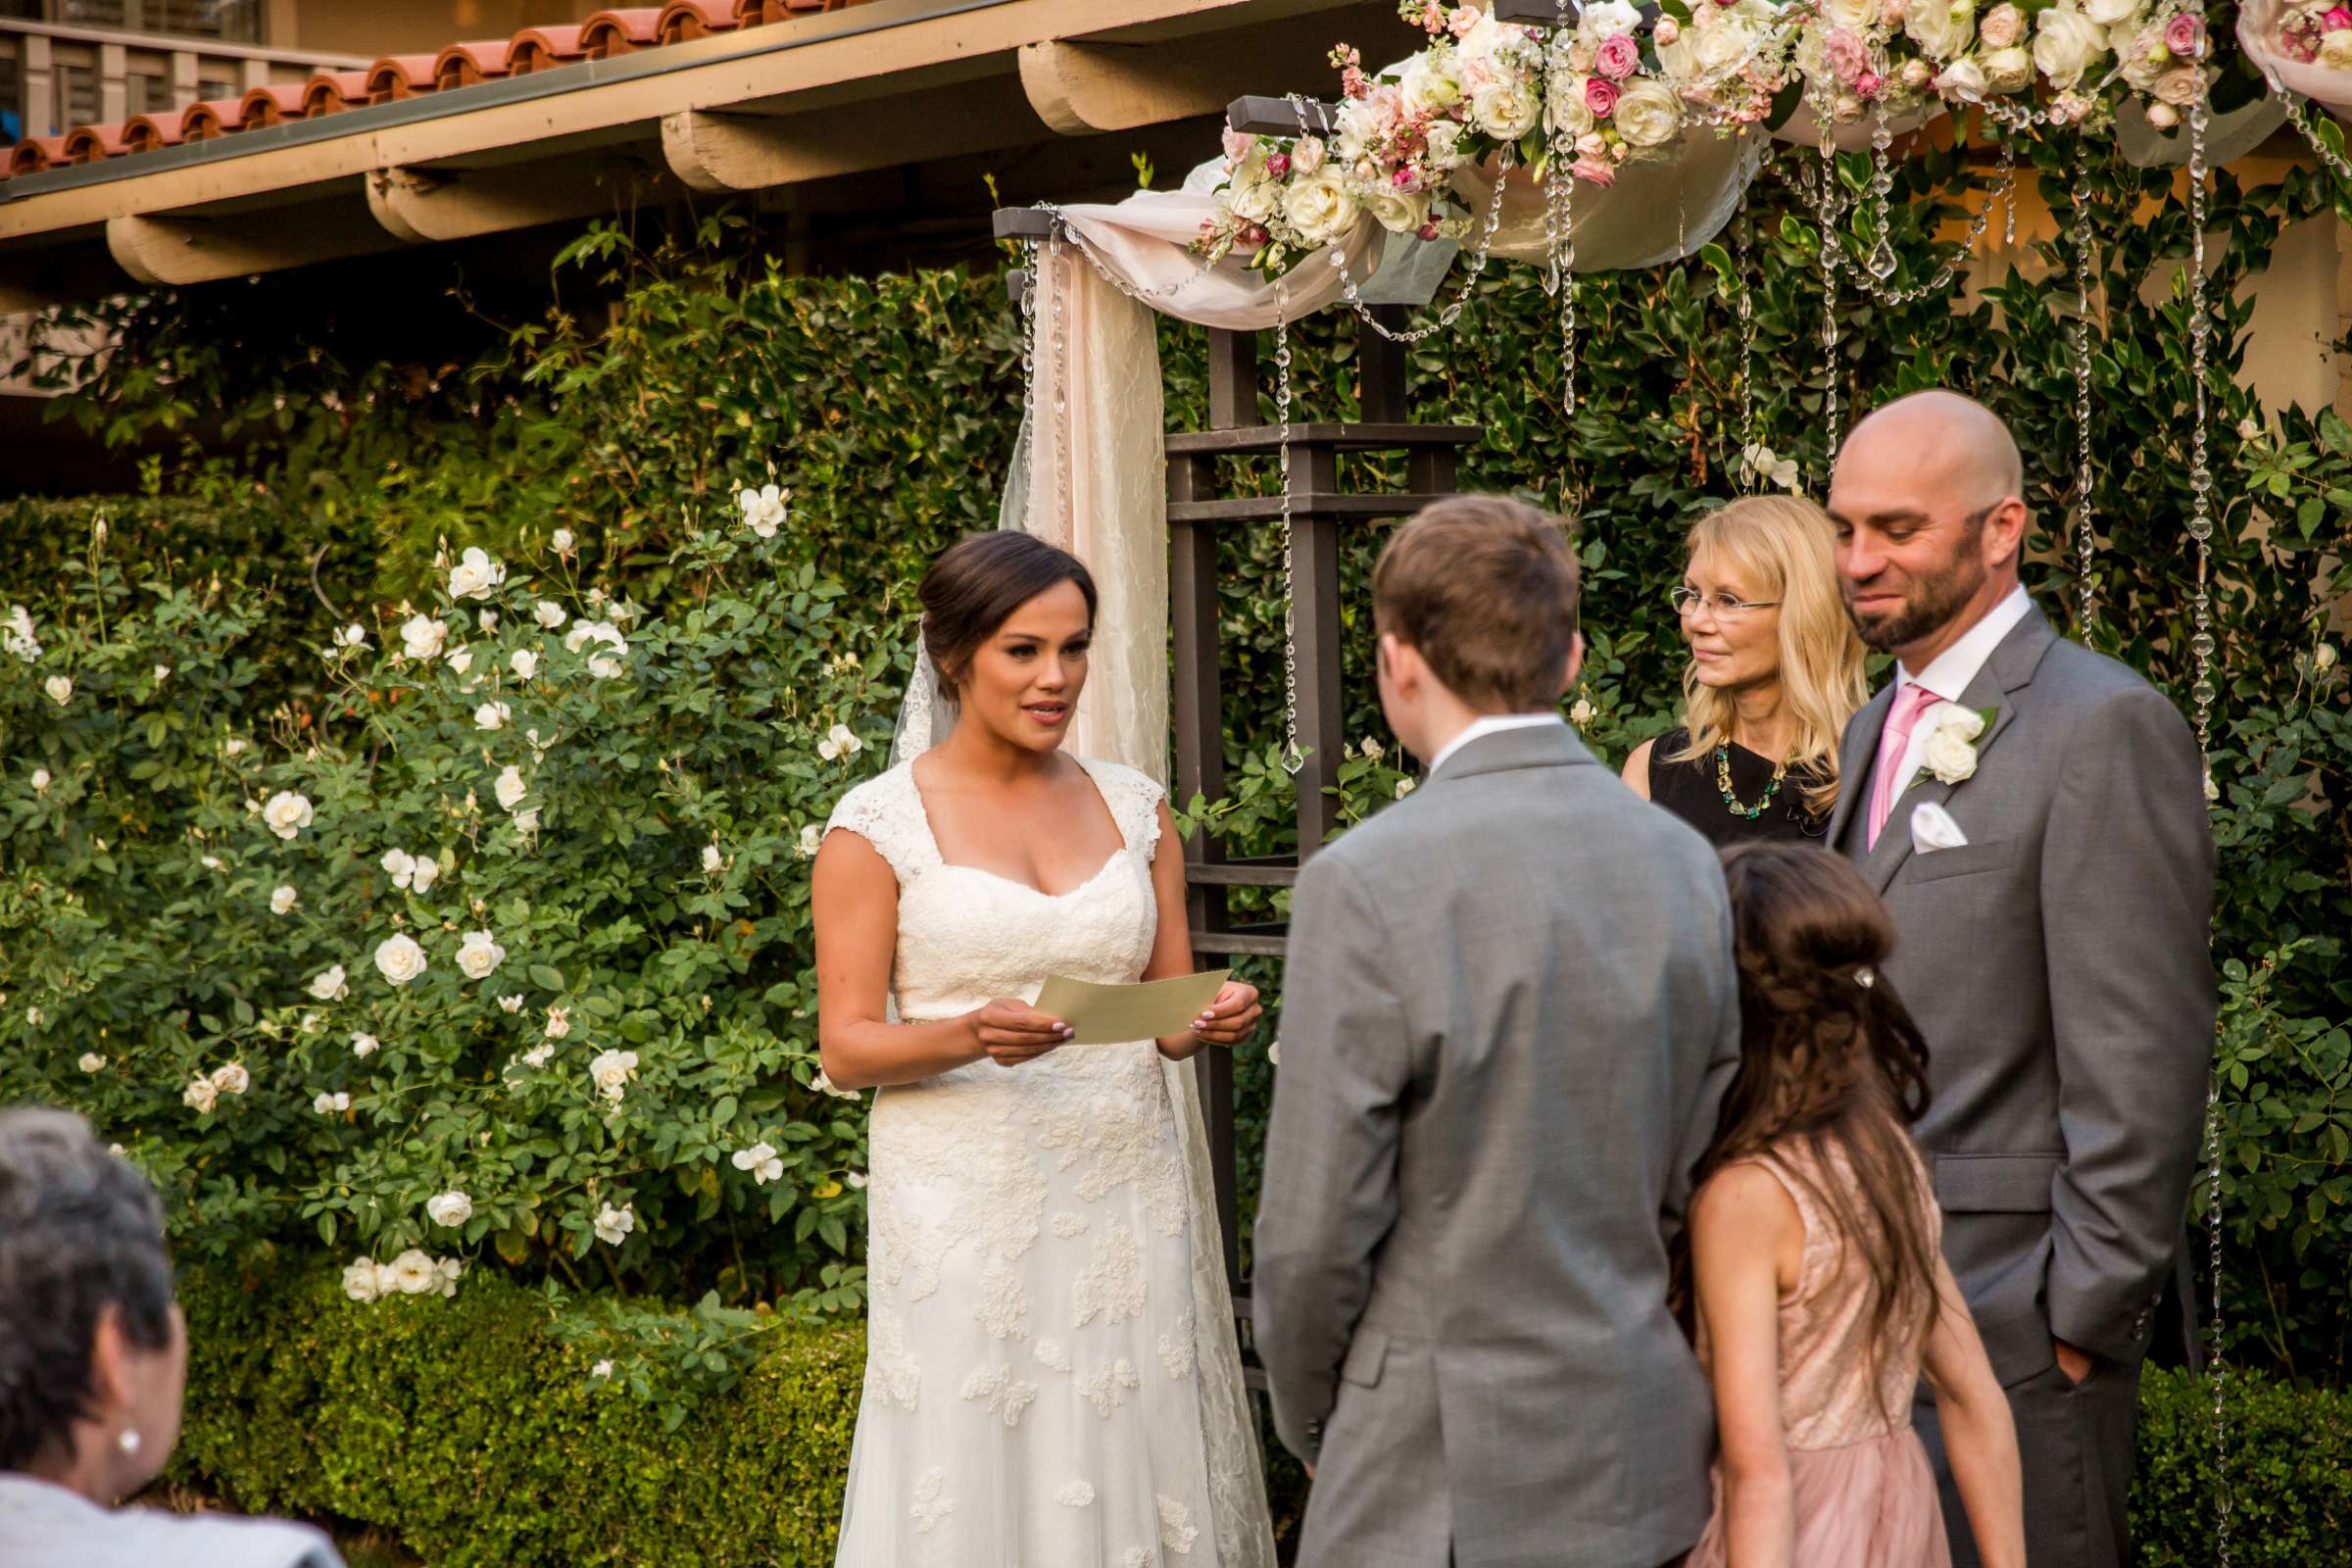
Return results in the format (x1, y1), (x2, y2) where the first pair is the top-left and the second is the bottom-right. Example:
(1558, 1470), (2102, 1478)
(579, 9), (666, 56)
(656, 0), (741, 44)
(64, 122), (135, 163)
(299, 71), (373, 117)
(0, 0), (875, 184)
(9, 135), (69, 175)
(364, 53), (440, 102)
(509, 24), (592, 74)
(235, 83), (311, 130)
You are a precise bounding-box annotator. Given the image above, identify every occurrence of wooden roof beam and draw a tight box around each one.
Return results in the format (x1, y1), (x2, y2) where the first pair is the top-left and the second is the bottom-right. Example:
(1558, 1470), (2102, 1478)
(366, 152), (687, 243)
(106, 192), (405, 286)
(661, 74), (1039, 191)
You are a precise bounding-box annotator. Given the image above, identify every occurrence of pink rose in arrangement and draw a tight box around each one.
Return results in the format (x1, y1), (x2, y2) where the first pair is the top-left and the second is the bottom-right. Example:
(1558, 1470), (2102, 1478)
(2328, 7), (2352, 28)
(1595, 34), (1642, 80)
(1979, 3), (2024, 46)
(1222, 129), (1253, 164)
(2165, 12), (2206, 56)
(1577, 130), (1609, 157)
(1241, 223), (1270, 247)
(1572, 156), (1619, 187)
(1417, 219), (1444, 240)
(1900, 58), (1934, 88)
(1654, 17), (1682, 45)
(1266, 152), (1292, 178)
(1392, 166), (1424, 191)
(1585, 74), (1622, 117)
(1824, 27), (1870, 83)
(1856, 71), (1886, 98)
(1450, 6), (1480, 37)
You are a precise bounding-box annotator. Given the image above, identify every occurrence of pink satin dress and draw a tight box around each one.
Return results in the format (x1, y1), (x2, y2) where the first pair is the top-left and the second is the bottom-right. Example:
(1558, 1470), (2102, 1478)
(1689, 1144), (1952, 1568)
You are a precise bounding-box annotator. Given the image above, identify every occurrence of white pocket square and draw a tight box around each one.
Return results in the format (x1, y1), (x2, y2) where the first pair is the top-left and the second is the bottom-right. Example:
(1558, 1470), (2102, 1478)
(1909, 802), (1969, 854)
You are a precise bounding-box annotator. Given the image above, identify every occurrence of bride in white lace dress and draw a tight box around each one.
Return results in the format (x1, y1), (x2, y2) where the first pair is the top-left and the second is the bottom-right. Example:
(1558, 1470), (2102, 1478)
(813, 532), (1277, 1567)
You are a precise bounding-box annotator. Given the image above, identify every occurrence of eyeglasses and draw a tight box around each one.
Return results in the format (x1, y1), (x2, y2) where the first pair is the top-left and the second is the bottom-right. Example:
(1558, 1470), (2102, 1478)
(1670, 587), (1781, 620)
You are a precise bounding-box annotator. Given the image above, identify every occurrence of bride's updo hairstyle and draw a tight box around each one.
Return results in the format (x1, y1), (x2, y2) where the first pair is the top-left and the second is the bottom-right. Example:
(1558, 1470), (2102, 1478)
(917, 531), (1098, 698)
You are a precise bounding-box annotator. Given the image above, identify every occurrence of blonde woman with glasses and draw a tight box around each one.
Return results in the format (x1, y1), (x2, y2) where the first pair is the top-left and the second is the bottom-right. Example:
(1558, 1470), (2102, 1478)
(1624, 496), (1871, 847)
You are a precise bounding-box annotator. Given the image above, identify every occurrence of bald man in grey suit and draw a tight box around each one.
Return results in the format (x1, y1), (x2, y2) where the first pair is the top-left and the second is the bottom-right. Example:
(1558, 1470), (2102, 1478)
(1824, 391), (2215, 1568)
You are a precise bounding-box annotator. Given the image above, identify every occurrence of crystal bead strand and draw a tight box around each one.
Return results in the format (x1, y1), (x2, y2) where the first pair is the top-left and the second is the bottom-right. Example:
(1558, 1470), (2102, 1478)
(1018, 235), (1040, 519)
(1843, 138), (2014, 309)
(1274, 300), (1304, 776)
(2280, 92), (2352, 183)
(1865, 100), (1899, 282)
(1736, 187), (1757, 492)
(1816, 137), (1843, 466)
(2186, 71), (2233, 1568)
(2071, 143), (2098, 636)
(1049, 234), (1072, 542)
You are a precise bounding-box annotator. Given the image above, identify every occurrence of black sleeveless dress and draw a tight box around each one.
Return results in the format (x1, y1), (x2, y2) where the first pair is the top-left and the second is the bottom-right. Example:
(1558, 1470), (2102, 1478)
(1645, 726), (1833, 850)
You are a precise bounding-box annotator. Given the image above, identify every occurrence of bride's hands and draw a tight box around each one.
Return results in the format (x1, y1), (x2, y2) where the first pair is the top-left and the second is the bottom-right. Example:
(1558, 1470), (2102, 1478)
(1190, 981), (1262, 1048)
(970, 998), (1073, 1066)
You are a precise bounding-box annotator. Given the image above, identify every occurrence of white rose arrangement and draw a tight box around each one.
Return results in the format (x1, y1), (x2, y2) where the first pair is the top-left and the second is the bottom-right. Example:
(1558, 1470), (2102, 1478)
(1914, 702), (1996, 787)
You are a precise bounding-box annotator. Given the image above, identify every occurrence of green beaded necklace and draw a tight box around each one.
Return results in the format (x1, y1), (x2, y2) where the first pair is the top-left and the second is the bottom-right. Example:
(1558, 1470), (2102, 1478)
(1715, 743), (1788, 820)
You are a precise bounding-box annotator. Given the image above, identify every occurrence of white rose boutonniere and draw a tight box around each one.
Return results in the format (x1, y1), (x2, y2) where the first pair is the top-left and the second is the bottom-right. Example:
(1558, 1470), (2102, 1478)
(1915, 702), (1997, 787)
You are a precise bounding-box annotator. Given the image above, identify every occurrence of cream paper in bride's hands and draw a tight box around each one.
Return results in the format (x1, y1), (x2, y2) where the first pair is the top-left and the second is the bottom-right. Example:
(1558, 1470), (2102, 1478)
(1033, 969), (1231, 1046)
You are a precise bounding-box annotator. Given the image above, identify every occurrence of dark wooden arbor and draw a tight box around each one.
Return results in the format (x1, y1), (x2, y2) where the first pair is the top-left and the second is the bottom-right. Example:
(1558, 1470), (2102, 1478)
(995, 182), (1476, 1383)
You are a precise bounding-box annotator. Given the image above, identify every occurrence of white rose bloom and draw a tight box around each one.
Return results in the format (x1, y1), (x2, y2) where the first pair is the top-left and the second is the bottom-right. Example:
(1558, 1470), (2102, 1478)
(1821, 0), (1882, 28)
(510, 650), (539, 680)
(564, 619), (626, 656)
(552, 527), (576, 555)
(201, 855), (223, 871)
(1421, 121), (1469, 172)
(78, 1053), (107, 1073)
(343, 1257), (382, 1302)
(445, 646), (474, 677)
(455, 929), (507, 981)
(1396, 777), (1417, 798)
(262, 790), (315, 841)
(817, 723), (865, 762)
(44, 675), (72, 707)
(389, 1249), (438, 1296)
(410, 855), (439, 895)
(494, 766), (528, 811)
(352, 1032), (379, 1058)
(587, 656), (622, 681)
(1922, 724), (1981, 783)
(590, 1048), (640, 1102)
(1694, 21), (1763, 74)
(183, 1076), (219, 1113)
(1281, 165), (1362, 247)
(731, 1142), (785, 1184)
(314, 1091), (351, 1115)
(1936, 58), (1990, 98)
(545, 1006), (571, 1040)
(1612, 79), (1683, 149)
(2083, 0), (2140, 24)
(472, 700), (512, 732)
(333, 623), (369, 655)
(1981, 46), (2034, 91)
(1569, 699), (1598, 726)
(3, 606), (39, 662)
(374, 933), (428, 987)
(1470, 79), (1543, 139)
(1225, 172), (1283, 225)
(1904, 0), (1976, 59)
(737, 483), (789, 539)
(1583, 0), (1642, 36)
(400, 613), (448, 662)
(1368, 189), (1433, 234)
(435, 1257), (462, 1297)
(534, 601), (567, 631)
(270, 885), (299, 914)
(1928, 701), (1988, 742)
(426, 1190), (473, 1228)
(500, 994), (524, 1013)
(594, 1202), (636, 1246)
(308, 964), (350, 1002)
(2316, 643), (2340, 673)
(447, 547), (508, 602)
(592, 1359), (615, 1379)
(31, 767), (51, 794)
(224, 737), (248, 757)
(513, 808), (541, 835)
(846, 1170), (868, 1190)
(521, 1043), (556, 1069)
(2031, 7), (2107, 89)
(211, 1062), (250, 1096)
(1402, 52), (1467, 117)
(1290, 135), (1327, 175)
(2321, 28), (2352, 67)
(478, 611), (499, 633)
(703, 843), (723, 874)
(382, 848), (417, 888)
(797, 823), (825, 858)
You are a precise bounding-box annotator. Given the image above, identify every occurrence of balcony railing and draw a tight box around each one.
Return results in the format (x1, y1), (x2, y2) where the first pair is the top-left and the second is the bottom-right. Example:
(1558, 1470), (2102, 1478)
(1, 18), (367, 142)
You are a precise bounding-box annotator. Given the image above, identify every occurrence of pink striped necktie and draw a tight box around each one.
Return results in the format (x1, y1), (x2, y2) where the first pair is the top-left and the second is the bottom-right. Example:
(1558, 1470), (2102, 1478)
(1866, 682), (1942, 851)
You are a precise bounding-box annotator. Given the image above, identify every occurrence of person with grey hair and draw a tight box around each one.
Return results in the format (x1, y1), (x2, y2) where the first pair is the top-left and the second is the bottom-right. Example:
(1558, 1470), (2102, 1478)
(0, 1106), (344, 1567)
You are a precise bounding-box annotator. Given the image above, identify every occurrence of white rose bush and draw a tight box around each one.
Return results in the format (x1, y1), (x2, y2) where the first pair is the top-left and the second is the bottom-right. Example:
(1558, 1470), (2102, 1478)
(0, 514), (874, 1340)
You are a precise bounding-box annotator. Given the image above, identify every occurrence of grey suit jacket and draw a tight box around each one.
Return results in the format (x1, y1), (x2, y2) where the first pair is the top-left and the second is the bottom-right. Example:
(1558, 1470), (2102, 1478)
(1254, 723), (1742, 1568)
(1826, 605), (2216, 1380)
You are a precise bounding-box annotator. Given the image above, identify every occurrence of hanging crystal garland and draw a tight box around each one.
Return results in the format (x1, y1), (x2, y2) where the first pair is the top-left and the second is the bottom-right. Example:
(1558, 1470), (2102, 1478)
(1838, 127), (2018, 311)
(1735, 186), (1757, 493)
(1047, 232), (1073, 543)
(1814, 130), (1844, 465)
(2070, 140), (2099, 636)
(1273, 295), (1305, 776)
(1291, 95), (1513, 345)
(1546, 0), (1580, 418)
(1018, 234), (1041, 512)
(2278, 92), (2352, 183)
(2184, 60), (2234, 1568)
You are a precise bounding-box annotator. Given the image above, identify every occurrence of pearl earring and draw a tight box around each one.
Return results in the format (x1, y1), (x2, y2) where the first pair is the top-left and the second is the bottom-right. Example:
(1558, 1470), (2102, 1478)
(118, 1429), (141, 1456)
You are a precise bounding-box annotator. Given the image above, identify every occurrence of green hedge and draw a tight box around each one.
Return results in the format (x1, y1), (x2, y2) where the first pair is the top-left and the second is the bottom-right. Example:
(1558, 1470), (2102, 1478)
(171, 1262), (2338, 1568)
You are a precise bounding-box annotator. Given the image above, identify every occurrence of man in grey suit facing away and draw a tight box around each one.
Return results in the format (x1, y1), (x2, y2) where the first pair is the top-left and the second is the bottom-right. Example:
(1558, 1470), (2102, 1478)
(1824, 391), (2216, 1568)
(1254, 495), (1743, 1568)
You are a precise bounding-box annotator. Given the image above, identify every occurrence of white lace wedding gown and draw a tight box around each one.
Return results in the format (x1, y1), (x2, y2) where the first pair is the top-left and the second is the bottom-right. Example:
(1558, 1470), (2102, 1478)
(826, 757), (1273, 1568)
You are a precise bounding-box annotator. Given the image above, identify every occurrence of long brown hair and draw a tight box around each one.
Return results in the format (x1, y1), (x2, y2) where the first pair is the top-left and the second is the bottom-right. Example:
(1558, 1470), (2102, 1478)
(1695, 843), (1940, 1415)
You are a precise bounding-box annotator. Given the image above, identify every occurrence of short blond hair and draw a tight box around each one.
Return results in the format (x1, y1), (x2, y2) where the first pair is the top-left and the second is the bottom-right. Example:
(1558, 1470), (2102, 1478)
(1373, 496), (1580, 712)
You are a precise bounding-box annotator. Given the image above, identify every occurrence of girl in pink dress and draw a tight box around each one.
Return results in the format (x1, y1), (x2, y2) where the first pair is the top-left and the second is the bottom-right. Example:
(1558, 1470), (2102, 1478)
(1685, 844), (2025, 1568)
